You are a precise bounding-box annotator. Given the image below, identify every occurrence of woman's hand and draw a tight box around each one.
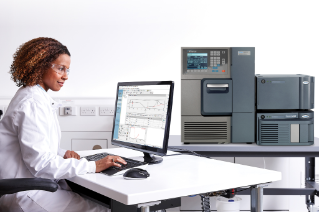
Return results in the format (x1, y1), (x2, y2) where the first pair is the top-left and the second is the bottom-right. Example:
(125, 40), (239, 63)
(63, 150), (80, 160)
(95, 155), (127, 173)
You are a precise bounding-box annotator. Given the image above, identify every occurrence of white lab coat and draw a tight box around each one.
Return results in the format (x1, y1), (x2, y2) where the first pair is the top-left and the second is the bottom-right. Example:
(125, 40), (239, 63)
(0, 86), (108, 212)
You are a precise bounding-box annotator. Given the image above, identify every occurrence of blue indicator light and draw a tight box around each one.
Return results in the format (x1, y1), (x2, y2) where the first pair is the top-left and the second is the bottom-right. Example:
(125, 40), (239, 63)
(212, 70), (215, 72)
(213, 67), (218, 69)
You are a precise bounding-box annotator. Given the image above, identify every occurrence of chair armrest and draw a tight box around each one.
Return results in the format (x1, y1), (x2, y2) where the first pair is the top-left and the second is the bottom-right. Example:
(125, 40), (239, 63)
(0, 178), (58, 195)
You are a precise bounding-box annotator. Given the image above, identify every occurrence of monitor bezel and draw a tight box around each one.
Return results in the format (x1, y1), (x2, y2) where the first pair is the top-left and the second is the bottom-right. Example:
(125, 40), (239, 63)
(111, 81), (174, 156)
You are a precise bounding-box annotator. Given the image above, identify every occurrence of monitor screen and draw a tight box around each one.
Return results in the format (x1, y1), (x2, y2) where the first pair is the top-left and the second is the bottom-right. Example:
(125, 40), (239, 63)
(112, 81), (174, 162)
(187, 53), (208, 69)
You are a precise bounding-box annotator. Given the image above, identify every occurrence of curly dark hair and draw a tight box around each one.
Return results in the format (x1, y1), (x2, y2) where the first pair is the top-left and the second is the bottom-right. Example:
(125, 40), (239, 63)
(9, 37), (71, 87)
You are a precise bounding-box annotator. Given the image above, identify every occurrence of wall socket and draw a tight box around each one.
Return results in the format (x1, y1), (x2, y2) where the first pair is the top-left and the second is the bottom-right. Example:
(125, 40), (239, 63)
(59, 106), (77, 116)
(81, 107), (96, 116)
(99, 106), (115, 116)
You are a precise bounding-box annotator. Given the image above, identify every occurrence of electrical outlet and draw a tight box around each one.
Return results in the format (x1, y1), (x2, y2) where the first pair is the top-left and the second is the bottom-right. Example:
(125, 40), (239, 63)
(99, 106), (115, 116)
(59, 106), (77, 115)
(65, 107), (72, 115)
(81, 107), (96, 116)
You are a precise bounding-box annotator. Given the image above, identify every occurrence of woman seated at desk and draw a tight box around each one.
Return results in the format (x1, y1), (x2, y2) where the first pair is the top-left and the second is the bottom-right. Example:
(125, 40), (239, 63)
(0, 37), (126, 212)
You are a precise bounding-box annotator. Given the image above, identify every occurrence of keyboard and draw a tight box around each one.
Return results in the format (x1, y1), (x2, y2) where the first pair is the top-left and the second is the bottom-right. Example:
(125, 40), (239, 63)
(83, 152), (148, 176)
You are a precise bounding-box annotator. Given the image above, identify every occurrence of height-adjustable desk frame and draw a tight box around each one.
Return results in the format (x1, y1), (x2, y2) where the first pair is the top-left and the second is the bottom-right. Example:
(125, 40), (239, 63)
(67, 148), (280, 212)
(169, 135), (319, 209)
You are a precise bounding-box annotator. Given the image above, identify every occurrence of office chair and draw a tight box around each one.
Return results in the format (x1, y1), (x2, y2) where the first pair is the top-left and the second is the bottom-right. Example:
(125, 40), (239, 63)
(0, 178), (58, 196)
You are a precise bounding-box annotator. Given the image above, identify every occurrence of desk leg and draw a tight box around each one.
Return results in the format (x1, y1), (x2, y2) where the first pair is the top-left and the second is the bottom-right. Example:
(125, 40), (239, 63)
(257, 186), (264, 212)
(251, 185), (266, 212)
(138, 201), (161, 212)
(140, 206), (150, 212)
(305, 157), (315, 207)
(250, 186), (257, 212)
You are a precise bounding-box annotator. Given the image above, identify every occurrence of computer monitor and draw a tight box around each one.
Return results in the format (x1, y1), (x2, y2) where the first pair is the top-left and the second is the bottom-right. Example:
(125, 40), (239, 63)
(111, 81), (174, 164)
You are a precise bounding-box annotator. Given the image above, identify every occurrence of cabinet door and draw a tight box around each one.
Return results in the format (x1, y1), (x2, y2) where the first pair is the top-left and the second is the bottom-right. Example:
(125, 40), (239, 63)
(201, 79), (232, 115)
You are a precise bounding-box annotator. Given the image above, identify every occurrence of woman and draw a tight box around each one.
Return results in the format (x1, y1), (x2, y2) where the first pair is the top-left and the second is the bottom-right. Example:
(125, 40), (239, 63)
(0, 37), (126, 212)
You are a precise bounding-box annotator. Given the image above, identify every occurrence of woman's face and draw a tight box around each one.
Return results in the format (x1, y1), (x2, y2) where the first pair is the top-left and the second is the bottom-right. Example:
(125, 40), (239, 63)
(40, 54), (71, 92)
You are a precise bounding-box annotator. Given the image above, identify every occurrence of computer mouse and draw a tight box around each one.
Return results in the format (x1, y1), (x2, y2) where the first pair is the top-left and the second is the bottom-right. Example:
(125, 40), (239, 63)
(123, 168), (150, 180)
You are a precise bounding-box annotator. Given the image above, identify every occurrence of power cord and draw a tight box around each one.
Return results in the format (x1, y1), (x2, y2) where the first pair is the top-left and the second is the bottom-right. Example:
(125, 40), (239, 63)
(167, 147), (211, 159)
(235, 187), (250, 193)
(199, 194), (210, 212)
(163, 153), (183, 157)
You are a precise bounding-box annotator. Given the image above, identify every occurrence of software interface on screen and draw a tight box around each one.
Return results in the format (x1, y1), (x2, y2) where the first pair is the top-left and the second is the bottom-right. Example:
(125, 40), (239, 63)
(187, 53), (208, 69)
(113, 85), (170, 149)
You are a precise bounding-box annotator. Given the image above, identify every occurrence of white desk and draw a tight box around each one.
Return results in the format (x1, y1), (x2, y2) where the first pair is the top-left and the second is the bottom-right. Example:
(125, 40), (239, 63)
(67, 148), (281, 212)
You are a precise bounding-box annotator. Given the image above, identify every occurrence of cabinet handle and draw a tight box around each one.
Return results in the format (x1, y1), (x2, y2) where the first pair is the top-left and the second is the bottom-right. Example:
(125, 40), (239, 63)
(207, 84), (228, 88)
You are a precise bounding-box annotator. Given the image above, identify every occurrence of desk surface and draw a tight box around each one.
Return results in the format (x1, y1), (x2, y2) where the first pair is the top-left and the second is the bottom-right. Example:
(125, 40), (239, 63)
(168, 135), (319, 157)
(69, 148), (281, 205)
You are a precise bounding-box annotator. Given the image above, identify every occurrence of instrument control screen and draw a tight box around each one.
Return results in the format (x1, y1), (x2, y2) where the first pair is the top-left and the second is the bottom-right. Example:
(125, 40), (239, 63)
(183, 49), (229, 75)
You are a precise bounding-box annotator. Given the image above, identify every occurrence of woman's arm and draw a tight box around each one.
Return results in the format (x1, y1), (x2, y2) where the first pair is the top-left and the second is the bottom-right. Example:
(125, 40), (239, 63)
(15, 100), (95, 179)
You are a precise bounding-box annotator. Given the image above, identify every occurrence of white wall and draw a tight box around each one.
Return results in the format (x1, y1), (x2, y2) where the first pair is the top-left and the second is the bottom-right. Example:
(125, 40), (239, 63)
(1, 0), (318, 135)
(0, 2), (318, 210)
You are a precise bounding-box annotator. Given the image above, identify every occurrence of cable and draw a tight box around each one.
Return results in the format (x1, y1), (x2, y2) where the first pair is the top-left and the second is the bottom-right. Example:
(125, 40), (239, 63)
(163, 153), (184, 157)
(199, 194), (210, 212)
(235, 187), (250, 193)
(167, 147), (211, 159)
(263, 157), (266, 169)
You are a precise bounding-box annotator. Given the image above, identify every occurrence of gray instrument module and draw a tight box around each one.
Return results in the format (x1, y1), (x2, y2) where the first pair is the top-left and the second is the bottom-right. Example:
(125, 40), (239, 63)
(256, 111), (314, 146)
(181, 48), (315, 146)
(256, 74), (315, 146)
(181, 47), (255, 144)
(256, 74), (315, 110)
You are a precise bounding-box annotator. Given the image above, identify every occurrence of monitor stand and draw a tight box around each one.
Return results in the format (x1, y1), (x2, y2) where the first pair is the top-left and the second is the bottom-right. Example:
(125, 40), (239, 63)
(143, 152), (163, 164)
